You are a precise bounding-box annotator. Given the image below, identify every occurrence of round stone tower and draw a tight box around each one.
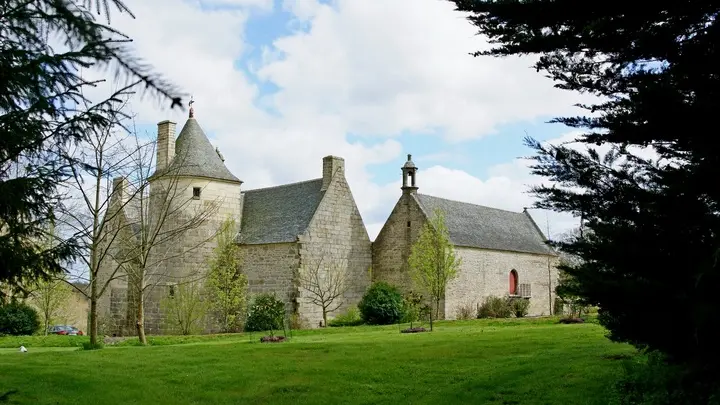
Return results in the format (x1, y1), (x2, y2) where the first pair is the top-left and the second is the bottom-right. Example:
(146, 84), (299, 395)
(144, 102), (243, 333)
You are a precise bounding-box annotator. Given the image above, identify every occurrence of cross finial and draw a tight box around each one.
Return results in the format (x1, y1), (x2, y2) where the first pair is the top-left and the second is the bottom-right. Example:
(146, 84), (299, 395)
(189, 95), (195, 118)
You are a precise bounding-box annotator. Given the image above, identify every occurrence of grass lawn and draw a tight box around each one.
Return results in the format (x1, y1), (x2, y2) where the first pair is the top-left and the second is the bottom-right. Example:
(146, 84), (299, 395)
(0, 318), (635, 404)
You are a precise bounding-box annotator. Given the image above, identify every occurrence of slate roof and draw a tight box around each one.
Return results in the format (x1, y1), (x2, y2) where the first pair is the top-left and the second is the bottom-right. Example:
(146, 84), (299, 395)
(414, 194), (556, 256)
(237, 178), (325, 244)
(163, 118), (241, 184)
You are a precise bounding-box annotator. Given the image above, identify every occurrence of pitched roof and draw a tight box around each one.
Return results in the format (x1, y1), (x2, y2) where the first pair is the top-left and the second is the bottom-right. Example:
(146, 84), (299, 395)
(414, 194), (556, 256)
(166, 118), (242, 184)
(238, 178), (325, 244)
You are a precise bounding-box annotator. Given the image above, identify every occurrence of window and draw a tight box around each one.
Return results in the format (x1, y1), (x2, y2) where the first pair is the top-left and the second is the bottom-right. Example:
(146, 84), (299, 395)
(407, 221), (411, 228)
(169, 285), (175, 298)
(509, 270), (519, 295)
(192, 187), (201, 199)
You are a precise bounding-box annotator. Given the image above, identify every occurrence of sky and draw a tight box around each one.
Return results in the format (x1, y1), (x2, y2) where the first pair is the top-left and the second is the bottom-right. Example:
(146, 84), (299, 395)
(81, 0), (605, 241)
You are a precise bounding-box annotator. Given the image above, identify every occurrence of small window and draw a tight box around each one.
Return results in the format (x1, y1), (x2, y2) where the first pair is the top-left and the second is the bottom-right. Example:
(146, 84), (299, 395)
(192, 187), (201, 199)
(407, 221), (411, 228)
(169, 285), (175, 298)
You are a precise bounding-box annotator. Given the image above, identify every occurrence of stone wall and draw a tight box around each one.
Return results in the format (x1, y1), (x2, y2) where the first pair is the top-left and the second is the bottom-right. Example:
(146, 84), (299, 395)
(297, 169), (372, 328)
(444, 247), (560, 319)
(240, 242), (301, 315)
(371, 193), (427, 292)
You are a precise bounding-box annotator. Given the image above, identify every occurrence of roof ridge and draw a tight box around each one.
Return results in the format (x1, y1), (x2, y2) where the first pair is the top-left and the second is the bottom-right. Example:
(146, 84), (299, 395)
(416, 193), (524, 215)
(242, 178), (323, 193)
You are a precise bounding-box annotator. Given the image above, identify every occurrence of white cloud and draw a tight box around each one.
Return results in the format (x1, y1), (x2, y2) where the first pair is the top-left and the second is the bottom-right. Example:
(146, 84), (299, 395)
(73, 0), (619, 244)
(258, 0), (597, 142)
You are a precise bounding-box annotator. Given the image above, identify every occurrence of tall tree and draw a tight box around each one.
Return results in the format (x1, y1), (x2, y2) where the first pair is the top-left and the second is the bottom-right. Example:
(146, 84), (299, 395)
(62, 114), (219, 346)
(206, 218), (247, 333)
(450, 0), (720, 386)
(408, 208), (461, 319)
(0, 0), (184, 300)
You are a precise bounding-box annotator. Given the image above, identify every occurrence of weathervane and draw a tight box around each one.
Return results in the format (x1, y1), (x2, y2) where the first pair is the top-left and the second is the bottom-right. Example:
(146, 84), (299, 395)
(189, 95), (195, 118)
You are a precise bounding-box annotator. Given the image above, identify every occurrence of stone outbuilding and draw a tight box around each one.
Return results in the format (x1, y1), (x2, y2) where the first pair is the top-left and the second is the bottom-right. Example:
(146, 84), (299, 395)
(372, 154), (559, 319)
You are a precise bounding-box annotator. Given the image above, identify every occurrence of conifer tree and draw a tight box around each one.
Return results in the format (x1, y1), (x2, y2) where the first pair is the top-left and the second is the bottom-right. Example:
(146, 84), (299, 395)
(449, 0), (720, 387)
(0, 0), (184, 300)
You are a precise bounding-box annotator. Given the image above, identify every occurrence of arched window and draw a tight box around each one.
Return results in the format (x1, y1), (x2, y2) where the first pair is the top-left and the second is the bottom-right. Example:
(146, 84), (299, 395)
(509, 270), (519, 295)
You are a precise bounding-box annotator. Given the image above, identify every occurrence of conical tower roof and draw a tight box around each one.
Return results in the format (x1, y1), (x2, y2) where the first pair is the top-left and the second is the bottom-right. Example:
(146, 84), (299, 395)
(164, 115), (242, 184)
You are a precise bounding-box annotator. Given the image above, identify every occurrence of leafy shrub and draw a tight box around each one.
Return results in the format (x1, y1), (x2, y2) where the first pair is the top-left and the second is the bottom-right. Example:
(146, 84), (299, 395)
(477, 296), (512, 319)
(328, 306), (363, 327)
(358, 282), (405, 325)
(510, 298), (530, 317)
(81, 341), (104, 350)
(244, 293), (285, 334)
(455, 302), (476, 320)
(0, 302), (40, 336)
(400, 291), (424, 324)
(609, 351), (720, 405)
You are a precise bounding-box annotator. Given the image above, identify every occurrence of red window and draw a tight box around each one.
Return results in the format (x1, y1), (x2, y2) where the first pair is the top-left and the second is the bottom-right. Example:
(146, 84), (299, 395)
(509, 270), (518, 295)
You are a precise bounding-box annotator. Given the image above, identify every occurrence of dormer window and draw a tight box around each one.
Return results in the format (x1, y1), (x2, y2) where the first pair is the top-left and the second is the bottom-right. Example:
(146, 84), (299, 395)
(192, 187), (201, 200)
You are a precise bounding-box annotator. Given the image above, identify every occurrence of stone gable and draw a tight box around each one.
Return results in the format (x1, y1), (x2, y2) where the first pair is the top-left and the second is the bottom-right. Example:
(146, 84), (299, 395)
(296, 162), (372, 327)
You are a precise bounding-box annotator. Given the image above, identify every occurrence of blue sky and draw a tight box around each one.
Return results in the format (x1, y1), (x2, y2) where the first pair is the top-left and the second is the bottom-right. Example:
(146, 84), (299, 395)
(109, 0), (588, 239)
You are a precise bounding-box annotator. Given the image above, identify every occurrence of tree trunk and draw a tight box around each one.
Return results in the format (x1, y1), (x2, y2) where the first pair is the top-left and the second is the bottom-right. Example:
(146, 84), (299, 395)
(136, 288), (147, 345)
(435, 298), (441, 320)
(89, 279), (99, 346)
(322, 308), (327, 328)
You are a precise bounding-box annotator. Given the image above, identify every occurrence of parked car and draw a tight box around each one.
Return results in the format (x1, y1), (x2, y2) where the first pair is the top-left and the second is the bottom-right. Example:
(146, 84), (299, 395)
(48, 325), (84, 336)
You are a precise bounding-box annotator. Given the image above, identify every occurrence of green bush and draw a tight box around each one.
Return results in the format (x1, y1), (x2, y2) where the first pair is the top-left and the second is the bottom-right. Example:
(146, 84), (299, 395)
(244, 293), (285, 334)
(0, 302), (41, 336)
(477, 296), (512, 319)
(358, 282), (405, 325)
(328, 306), (364, 327)
(81, 341), (104, 350)
(510, 298), (530, 317)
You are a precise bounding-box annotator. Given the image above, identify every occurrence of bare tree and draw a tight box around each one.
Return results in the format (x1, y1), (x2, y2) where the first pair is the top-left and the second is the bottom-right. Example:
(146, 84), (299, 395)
(60, 105), (222, 346)
(298, 253), (349, 327)
(122, 132), (222, 344)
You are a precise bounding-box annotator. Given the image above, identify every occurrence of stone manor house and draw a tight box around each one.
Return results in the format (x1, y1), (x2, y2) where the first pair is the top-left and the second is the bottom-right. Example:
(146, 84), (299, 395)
(98, 108), (559, 335)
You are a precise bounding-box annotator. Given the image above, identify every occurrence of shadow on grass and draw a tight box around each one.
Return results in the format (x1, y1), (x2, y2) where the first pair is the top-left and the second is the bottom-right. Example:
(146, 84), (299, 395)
(0, 389), (18, 403)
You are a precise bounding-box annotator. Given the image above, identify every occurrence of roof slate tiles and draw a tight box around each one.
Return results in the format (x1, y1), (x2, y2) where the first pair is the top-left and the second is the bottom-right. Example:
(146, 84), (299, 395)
(238, 178), (325, 244)
(414, 194), (556, 256)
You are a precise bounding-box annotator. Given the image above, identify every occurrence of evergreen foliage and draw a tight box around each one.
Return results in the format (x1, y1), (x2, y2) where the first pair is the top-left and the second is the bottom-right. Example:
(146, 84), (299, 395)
(244, 293), (285, 335)
(358, 281), (405, 325)
(0, 0), (184, 299)
(0, 302), (40, 336)
(450, 0), (720, 393)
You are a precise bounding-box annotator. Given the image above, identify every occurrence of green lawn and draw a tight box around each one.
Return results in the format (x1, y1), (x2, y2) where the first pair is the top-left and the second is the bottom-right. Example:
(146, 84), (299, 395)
(0, 318), (634, 404)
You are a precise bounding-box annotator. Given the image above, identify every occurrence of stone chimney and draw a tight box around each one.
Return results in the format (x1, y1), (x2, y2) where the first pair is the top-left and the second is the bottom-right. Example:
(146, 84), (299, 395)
(156, 120), (176, 171)
(321, 155), (345, 191)
(110, 177), (129, 211)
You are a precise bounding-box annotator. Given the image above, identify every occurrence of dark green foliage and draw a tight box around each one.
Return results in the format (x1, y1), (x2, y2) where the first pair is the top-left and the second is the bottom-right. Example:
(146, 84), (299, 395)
(0, 302), (40, 336)
(244, 293), (285, 334)
(328, 306), (364, 327)
(610, 351), (720, 405)
(0, 0), (184, 299)
(81, 342), (105, 351)
(450, 0), (720, 389)
(358, 282), (405, 325)
(509, 298), (530, 318)
(477, 296), (512, 319)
